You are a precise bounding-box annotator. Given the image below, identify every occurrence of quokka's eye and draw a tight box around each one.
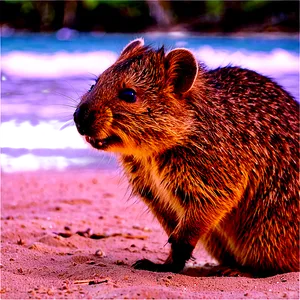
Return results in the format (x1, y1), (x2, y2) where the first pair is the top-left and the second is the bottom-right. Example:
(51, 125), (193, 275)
(118, 88), (136, 103)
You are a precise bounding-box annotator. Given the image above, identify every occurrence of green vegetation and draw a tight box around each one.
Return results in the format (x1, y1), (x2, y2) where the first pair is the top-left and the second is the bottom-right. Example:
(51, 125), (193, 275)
(1, 0), (298, 33)
(206, 0), (224, 18)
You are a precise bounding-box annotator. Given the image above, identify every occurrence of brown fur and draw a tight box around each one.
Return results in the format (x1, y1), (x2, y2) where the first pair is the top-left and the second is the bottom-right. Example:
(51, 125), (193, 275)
(74, 39), (299, 277)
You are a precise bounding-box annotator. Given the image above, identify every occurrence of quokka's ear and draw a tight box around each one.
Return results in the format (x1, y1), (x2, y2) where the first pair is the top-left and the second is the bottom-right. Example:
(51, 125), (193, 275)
(121, 38), (144, 56)
(165, 48), (198, 94)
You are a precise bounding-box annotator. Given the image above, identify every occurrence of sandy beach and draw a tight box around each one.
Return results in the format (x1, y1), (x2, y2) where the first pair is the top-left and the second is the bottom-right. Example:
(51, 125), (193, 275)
(1, 169), (299, 299)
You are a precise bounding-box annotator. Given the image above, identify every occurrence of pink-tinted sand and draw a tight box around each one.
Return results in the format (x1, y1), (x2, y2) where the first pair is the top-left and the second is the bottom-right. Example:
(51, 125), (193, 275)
(1, 170), (299, 299)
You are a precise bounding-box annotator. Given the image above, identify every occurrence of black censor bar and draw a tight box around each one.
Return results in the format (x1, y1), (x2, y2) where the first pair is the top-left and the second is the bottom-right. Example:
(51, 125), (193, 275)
(8, 135), (64, 145)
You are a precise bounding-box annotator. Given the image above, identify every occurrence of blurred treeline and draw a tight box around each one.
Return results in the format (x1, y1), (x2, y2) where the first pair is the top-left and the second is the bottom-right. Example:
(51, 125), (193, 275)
(1, 0), (299, 33)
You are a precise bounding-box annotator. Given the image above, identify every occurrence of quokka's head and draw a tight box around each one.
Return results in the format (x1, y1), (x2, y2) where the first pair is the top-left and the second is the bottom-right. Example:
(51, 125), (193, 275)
(74, 38), (199, 156)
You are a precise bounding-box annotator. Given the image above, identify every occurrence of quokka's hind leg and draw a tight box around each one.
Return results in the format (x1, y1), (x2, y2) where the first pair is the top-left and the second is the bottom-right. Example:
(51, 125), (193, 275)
(203, 229), (237, 266)
(199, 229), (253, 277)
(202, 213), (299, 277)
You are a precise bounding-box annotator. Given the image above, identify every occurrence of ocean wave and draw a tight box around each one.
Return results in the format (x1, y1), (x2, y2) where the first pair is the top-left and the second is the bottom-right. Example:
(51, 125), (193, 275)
(1, 51), (118, 79)
(2, 47), (298, 79)
(195, 46), (299, 75)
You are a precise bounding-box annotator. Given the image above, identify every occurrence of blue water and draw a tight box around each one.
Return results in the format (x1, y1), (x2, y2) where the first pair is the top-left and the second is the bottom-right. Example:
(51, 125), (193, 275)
(1, 32), (299, 172)
(2, 32), (299, 54)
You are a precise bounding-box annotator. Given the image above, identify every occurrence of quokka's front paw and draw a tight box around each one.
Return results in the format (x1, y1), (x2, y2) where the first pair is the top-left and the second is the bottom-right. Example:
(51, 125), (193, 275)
(132, 259), (160, 271)
(132, 258), (184, 273)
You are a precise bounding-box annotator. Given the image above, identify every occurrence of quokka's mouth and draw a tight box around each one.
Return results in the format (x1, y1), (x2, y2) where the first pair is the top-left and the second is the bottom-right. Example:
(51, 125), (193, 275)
(85, 135), (121, 150)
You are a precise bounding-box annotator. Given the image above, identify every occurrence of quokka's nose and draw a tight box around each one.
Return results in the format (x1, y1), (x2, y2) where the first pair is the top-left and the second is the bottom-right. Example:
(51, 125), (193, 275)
(73, 103), (96, 136)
